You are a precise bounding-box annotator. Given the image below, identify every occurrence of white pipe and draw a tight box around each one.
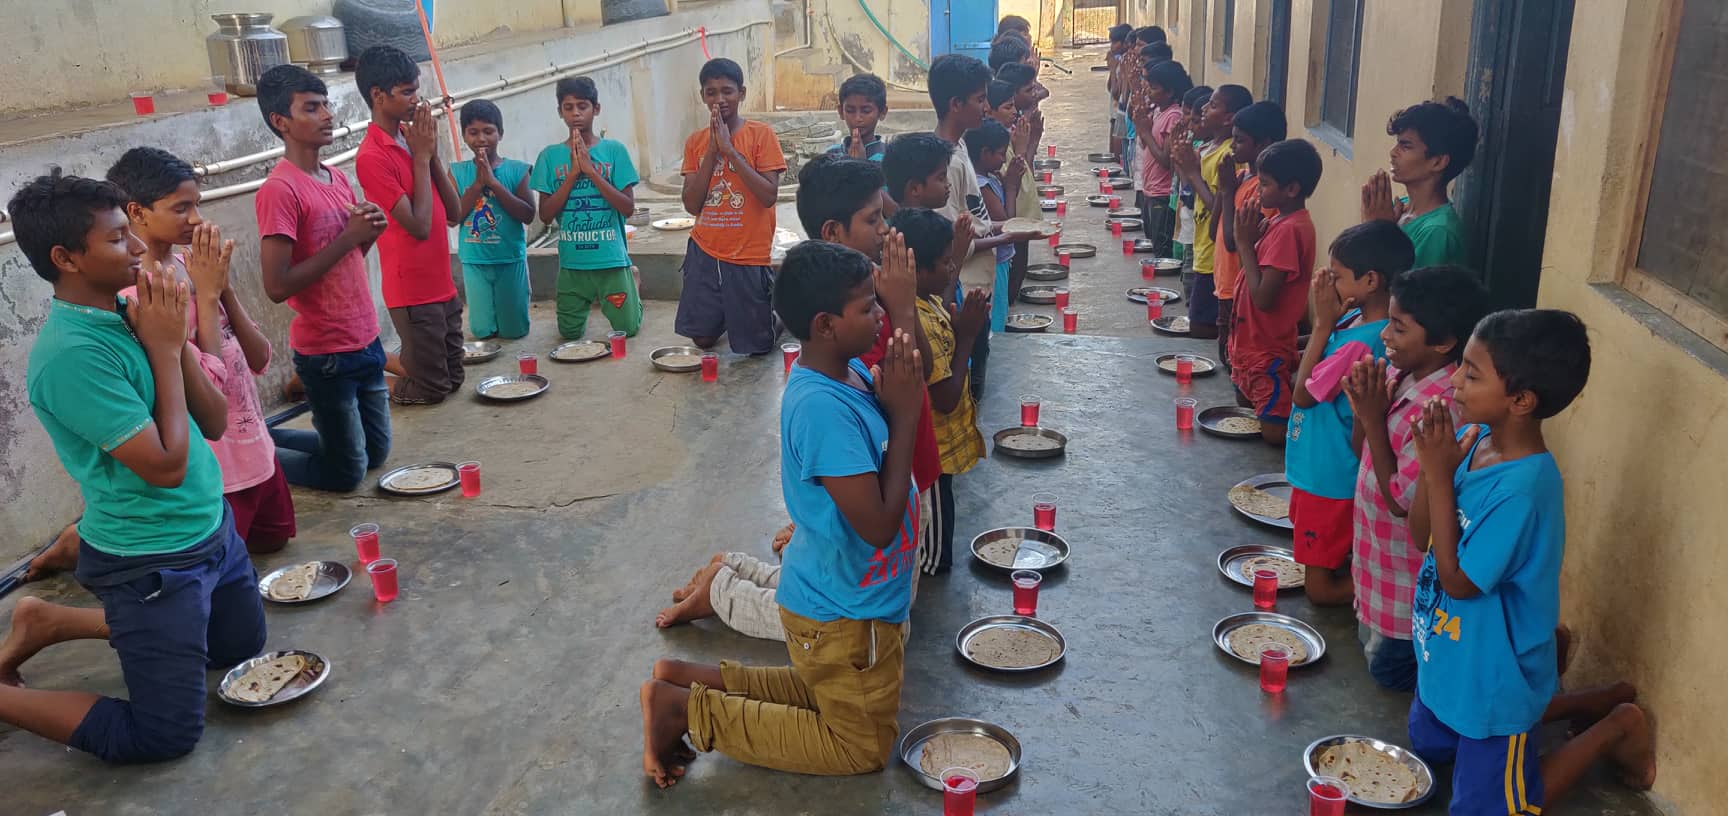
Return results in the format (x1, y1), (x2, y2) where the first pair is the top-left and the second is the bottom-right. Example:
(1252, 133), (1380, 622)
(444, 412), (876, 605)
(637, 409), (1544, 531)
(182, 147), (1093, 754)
(772, 0), (815, 58)
(2, 20), (769, 244)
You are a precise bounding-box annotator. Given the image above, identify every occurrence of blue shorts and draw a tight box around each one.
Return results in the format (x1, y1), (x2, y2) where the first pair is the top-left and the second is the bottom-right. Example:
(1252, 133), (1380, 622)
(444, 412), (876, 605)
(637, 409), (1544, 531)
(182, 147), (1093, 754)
(1359, 623), (1417, 692)
(1408, 695), (1544, 816)
(71, 503), (267, 763)
(1189, 272), (1220, 325)
(674, 238), (778, 354)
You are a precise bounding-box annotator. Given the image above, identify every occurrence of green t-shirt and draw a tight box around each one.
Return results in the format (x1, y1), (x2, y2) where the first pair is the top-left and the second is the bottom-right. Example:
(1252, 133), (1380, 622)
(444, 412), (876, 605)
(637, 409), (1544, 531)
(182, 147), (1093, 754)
(27, 299), (223, 557)
(449, 157), (532, 264)
(529, 139), (640, 271)
(1402, 202), (1468, 269)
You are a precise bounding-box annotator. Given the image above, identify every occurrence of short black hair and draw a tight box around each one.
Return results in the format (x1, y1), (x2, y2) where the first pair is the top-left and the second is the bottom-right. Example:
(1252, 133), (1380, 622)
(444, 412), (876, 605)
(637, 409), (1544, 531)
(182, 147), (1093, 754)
(7, 170), (130, 283)
(1388, 96), (1479, 183)
(105, 147), (196, 208)
(1329, 220), (1414, 280)
(1109, 24), (1134, 43)
(1143, 59), (1192, 98)
(1233, 101), (1287, 144)
(928, 54), (992, 119)
(963, 120), (1011, 162)
(699, 58), (745, 88)
(1257, 139), (1322, 197)
(890, 207), (955, 272)
(998, 14), (1031, 34)
(988, 37), (1031, 73)
(255, 63), (327, 138)
(556, 76), (599, 106)
(996, 62), (1038, 92)
(355, 45), (419, 109)
(459, 99), (504, 132)
(1183, 85), (1214, 111)
(1134, 26), (1166, 44)
(1472, 309), (1591, 418)
(883, 133), (953, 203)
(1140, 42), (1174, 64)
(838, 73), (887, 110)
(1389, 264), (1490, 364)
(987, 79), (1017, 110)
(796, 154), (885, 236)
(1213, 84), (1253, 114)
(773, 240), (875, 341)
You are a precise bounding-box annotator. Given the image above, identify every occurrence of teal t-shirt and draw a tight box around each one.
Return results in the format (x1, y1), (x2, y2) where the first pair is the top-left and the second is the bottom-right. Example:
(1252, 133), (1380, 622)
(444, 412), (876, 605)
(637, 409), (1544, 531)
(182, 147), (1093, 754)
(529, 139), (639, 271)
(1286, 310), (1388, 499)
(1402, 203), (1468, 269)
(26, 299), (224, 557)
(449, 157), (531, 264)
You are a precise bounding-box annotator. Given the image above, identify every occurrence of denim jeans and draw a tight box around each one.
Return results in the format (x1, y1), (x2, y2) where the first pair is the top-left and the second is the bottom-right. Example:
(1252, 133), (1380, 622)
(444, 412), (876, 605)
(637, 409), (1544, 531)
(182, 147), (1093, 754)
(271, 338), (391, 491)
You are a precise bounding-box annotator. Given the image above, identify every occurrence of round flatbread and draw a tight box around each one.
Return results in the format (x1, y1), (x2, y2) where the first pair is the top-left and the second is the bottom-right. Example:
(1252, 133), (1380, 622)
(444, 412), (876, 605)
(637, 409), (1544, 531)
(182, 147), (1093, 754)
(231, 654), (307, 703)
(1006, 314), (1050, 330)
(1229, 484), (1290, 519)
(1316, 741), (1423, 804)
(1002, 217), (1057, 238)
(1213, 416), (1261, 435)
(656, 353), (702, 369)
(1159, 316), (1190, 332)
(1240, 555), (1304, 588)
(1226, 623), (1311, 664)
(484, 381), (543, 399)
(550, 341), (608, 362)
(966, 627), (1061, 669)
(387, 466), (455, 492)
(998, 433), (1062, 452)
(919, 732), (1013, 781)
(1157, 356), (1216, 374)
(268, 563), (321, 601)
(977, 538), (1024, 568)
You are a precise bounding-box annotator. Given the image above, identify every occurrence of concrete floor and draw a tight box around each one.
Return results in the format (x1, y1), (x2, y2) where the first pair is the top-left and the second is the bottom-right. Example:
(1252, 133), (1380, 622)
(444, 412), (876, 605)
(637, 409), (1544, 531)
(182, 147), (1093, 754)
(2, 49), (1659, 816)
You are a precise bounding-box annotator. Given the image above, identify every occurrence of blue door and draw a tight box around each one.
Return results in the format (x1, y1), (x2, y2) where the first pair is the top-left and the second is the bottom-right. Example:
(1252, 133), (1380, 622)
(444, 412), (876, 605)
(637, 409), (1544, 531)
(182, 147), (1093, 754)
(932, 0), (998, 60)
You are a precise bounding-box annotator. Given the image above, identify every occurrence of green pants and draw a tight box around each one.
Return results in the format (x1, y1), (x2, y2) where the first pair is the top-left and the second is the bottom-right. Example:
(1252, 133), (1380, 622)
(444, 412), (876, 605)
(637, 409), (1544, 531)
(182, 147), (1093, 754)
(462, 260), (531, 340)
(555, 265), (642, 340)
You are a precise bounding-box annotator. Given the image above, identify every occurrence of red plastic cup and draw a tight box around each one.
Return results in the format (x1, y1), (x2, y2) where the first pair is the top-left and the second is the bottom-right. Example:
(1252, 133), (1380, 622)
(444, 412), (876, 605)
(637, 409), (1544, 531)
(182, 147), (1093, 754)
(1099, 181), (1110, 194)
(1147, 298), (1164, 321)
(1122, 238), (1135, 255)
(1308, 776), (1350, 816)
(1020, 395), (1041, 426)
(350, 523), (380, 565)
(1053, 288), (1070, 309)
(942, 768), (980, 816)
(1253, 568), (1279, 609)
(608, 331), (627, 359)
(130, 92), (155, 116)
(1046, 144), (1056, 158)
(368, 558), (400, 603)
(1058, 251), (1072, 266)
(1062, 307), (1077, 334)
(1260, 645), (1290, 693)
(700, 352), (719, 382)
(1175, 397), (1197, 430)
(517, 353), (537, 376)
(1176, 354), (1195, 386)
(781, 342), (801, 373)
(1109, 195), (1122, 208)
(208, 90), (228, 106)
(1011, 569), (1043, 616)
(458, 461), (481, 498)
(1049, 233), (1061, 249)
(1032, 492), (1057, 531)
(1056, 200), (1067, 216)
(1111, 220), (1124, 239)
(1141, 258), (1157, 279)
(1097, 168), (1109, 180)
(1042, 170), (1054, 184)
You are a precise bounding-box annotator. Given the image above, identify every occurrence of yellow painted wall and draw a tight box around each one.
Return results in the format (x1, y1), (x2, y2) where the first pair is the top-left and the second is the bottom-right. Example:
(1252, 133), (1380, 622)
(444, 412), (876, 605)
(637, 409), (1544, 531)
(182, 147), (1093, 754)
(771, 0), (930, 110)
(1538, 3), (1728, 810)
(0, 0), (584, 115)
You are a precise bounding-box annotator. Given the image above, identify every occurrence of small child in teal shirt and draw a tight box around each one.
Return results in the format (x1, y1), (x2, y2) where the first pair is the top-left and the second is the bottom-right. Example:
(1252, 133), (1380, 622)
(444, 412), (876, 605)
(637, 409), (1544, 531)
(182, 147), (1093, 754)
(449, 99), (536, 340)
(1287, 221), (1411, 606)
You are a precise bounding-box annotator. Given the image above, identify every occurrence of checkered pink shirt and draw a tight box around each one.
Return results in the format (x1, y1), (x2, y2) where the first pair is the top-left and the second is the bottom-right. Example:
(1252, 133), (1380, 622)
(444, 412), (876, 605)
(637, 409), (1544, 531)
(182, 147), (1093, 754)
(1352, 364), (1459, 638)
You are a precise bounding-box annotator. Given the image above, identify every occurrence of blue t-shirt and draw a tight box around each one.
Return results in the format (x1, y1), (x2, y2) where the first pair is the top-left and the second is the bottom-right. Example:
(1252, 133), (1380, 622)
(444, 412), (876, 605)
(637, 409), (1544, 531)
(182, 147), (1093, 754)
(1413, 429), (1564, 739)
(448, 158), (531, 264)
(776, 360), (920, 624)
(528, 139), (639, 271)
(826, 136), (885, 162)
(1285, 311), (1387, 498)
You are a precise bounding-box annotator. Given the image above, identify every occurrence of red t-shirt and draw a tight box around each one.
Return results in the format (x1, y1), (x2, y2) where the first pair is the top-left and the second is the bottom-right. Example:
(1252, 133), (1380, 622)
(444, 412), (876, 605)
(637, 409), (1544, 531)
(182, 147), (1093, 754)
(1230, 209), (1315, 363)
(253, 160), (379, 355)
(356, 123), (457, 309)
(858, 316), (942, 493)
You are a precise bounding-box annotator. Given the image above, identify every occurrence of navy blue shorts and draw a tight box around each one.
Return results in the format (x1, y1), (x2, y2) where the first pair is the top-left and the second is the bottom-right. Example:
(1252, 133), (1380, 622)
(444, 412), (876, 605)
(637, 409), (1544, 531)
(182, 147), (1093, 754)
(674, 238), (778, 355)
(1408, 695), (1544, 815)
(70, 504), (267, 763)
(1189, 272), (1220, 326)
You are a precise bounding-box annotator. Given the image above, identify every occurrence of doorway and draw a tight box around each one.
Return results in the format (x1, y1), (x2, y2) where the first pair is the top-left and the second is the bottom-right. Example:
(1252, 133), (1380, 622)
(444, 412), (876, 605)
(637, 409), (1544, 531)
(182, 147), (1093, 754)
(934, 0), (1001, 60)
(1068, 0), (1118, 46)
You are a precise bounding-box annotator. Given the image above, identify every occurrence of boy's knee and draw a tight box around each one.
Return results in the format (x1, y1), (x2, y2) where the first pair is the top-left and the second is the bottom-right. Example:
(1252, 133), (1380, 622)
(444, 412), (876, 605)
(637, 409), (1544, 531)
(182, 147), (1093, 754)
(128, 723), (204, 764)
(691, 337), (718, 349)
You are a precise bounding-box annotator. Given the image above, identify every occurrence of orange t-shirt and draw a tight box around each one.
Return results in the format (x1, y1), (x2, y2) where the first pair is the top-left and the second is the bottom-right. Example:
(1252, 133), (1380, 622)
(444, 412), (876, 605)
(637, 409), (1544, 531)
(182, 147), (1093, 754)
(682, 120), (788, 266)
(1213, 173), (1276, 301)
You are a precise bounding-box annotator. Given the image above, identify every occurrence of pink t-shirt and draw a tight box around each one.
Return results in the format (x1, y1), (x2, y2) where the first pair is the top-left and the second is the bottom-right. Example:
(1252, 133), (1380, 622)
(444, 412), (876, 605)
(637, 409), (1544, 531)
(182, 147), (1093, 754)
(254, 160), (379, 355)
(1137, 106), (1183, 197)
(122, 258), (275, 493)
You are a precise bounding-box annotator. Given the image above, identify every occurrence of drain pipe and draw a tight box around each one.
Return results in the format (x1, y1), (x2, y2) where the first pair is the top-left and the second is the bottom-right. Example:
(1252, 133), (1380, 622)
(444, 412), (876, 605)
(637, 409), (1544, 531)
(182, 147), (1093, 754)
(0, 20), (769, 245)
(772, 0), (815, 58)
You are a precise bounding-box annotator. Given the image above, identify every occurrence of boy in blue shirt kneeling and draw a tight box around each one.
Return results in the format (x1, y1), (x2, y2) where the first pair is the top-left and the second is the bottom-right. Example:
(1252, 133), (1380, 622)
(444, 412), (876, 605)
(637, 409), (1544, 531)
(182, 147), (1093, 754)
(1409, 309), (1654, 814)
(639, 240), (923, 786)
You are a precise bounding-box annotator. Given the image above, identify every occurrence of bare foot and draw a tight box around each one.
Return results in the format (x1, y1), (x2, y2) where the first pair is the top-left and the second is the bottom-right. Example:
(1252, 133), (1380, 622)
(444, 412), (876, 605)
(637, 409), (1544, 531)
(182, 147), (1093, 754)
(1566, 682), (1638, 734)
(639, 680), (691, 788)
(0, 597), (53, 686)
(671, 555), (726, 603)
(1607, 703), (1657, 790)
(24, 525), (80, 582)
(655, 563), (720, 628)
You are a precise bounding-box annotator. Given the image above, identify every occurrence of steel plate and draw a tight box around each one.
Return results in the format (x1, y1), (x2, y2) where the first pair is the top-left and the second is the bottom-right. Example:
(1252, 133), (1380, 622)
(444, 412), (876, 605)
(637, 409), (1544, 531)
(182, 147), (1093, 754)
(1197, 406), (1262, 439)
(969, 526), (1071, 572)
(1154, 352), (1220, 377)
(1303, 735), (1437, 809)
(898, 718), (1023, 793)
(377, 462), (460, 496)
(1231, 472), (1295, 530)
(1150, 315), (1192, 336)
(1126, 286), (1183, 305)
(957, 615), (1067, 672)
(1212, 611), (1327, 667)
(649, 346), (706, 372)
(462, 340), (502, 364)
(1053, 242), (1097, 257)
(549, 340), (609, 363)
(1216, 544), (1302, 589)
(1005, 313), (1054, 333)
(992, 426), (1068, 459)
(217, 649), (331, 708)
(258, 561), (352, 604)
(1024, 263), (1069, 281)
(475, 374), (550, 401)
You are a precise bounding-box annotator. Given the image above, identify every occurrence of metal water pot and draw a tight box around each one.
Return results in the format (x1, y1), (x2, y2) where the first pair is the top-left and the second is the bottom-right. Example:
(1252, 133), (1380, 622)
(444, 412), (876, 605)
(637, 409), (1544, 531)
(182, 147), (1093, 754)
(280, 16), (349, 75)
(207, 12), (289, 96)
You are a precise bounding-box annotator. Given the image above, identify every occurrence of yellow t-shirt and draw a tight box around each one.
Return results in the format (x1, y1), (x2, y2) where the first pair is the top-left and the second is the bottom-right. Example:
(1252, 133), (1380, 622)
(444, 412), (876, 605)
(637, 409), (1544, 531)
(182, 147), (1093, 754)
(1193, 138), (1234, 276)
(916, 296), (985, 476)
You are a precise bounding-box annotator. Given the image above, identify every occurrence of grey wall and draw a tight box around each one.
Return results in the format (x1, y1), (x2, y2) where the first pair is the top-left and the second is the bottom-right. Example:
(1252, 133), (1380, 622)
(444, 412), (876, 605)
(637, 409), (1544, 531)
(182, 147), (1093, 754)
(0, 3), (773, 552)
